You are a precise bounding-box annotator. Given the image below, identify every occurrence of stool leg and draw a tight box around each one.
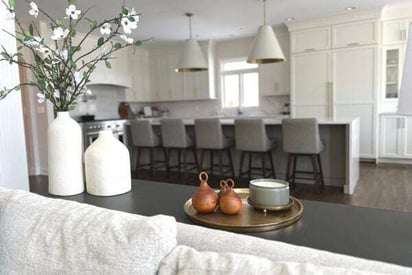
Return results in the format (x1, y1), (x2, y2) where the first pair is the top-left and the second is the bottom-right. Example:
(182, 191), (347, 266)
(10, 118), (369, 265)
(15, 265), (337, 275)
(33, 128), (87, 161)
(239, 152), (245, 179)
(150, 147), (155, 175)
(218, 150), (223, 176)
(286, 154), (292, 182)
(135, 147), (141, 171)
(291, 154), (298, 186)
(177, 149), (182, 176)
(192, 147), (199, 172)
(268, 151), (276, 178)
(210, 151), (214, 177)
(166, 148), (171, 176)
(248, 152), (252, 180)
(183, 149), (187, 177)
(310, 154), (318, 183)
(261, 152), (266, 178)
(227, 148), (235, 176)
(199, 149), (205, 171)
(162, 147), (169, 171)
(317, 154), (325, 187)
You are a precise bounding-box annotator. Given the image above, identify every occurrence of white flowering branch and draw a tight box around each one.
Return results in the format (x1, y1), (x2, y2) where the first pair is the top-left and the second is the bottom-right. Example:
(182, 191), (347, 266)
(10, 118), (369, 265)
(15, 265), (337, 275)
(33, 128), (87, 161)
(0, 0), (146, 111)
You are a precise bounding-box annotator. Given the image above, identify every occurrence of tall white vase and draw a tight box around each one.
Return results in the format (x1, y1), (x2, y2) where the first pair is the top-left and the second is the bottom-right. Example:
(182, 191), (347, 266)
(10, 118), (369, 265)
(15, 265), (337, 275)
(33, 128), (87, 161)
(48, 111), (84, 196)
(84, 130), (131, 196)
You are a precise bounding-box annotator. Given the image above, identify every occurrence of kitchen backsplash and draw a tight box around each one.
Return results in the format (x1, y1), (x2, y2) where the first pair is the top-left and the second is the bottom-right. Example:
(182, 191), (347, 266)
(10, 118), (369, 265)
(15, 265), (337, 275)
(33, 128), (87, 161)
(127, 95), (289, 118)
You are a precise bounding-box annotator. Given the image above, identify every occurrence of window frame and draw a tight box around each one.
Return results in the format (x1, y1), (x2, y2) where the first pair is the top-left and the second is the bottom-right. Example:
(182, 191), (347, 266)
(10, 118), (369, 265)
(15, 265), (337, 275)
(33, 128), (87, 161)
(220, 57), (259, 110)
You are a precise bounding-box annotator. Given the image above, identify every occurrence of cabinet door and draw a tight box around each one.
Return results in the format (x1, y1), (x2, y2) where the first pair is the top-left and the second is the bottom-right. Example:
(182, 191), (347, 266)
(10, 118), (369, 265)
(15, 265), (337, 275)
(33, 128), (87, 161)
(291, 51), (331, 118)
(291, 27), (331, 53)
(380, 116), (402, 157)
(332, 20), (378, 48)
(382, 46), (404, 101)
(149, 54), (160, 101)
(129, 50), (151, 102)
(332, 46), (377, 103)
(169, 54), (184, 100)
(383, 20), (407, 45)
(259, 62), (290, 96)
(402, 117), (412, 158)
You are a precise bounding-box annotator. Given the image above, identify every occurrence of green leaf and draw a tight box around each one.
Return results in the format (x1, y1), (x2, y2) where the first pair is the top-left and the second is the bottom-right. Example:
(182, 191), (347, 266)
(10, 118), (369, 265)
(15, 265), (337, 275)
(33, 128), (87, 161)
(28, 24), (34, 36)
(70, 28), (76, 37)
(23, 30), (32, 39)
(8, 0), (14, 8)
(122, 7), (129, 15)
(89, 20), (97, 29)
(105, 60), (111, 69)
(128, 16), (135, 22)
(97, 37), (104, 47)
(68, 0), (77, 5)
(134, 40), (142, 46)
(34, 54), (42, 64)
(113, 42), (122, 49)
(55, 19), (62, 27)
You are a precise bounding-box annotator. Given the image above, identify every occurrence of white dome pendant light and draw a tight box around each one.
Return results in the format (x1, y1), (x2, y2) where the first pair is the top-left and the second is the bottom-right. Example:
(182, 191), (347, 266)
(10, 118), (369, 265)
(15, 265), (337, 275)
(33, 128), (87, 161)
(176, 13), (208, 72)
(247, 0), (285, 64)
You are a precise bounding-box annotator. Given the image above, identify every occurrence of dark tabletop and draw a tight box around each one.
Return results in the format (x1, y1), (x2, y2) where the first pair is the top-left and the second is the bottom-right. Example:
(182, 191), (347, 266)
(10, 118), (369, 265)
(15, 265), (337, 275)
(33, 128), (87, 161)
(32, 180), (412, 268)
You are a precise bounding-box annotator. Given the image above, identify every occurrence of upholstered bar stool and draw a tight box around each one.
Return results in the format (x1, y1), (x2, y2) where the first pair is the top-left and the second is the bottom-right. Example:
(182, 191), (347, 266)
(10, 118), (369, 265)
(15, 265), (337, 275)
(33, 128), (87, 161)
(195, 118), (235, 177)
(235, 119), (276, 180)
(130, 119), (167, 175)
(282, 118), (325, 187)
(160, 118), (199, 177)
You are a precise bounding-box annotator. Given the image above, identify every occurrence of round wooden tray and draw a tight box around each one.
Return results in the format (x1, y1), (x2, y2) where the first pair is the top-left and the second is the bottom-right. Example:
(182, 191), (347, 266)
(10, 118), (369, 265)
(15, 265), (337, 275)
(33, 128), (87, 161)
(183, 188), (304, 233)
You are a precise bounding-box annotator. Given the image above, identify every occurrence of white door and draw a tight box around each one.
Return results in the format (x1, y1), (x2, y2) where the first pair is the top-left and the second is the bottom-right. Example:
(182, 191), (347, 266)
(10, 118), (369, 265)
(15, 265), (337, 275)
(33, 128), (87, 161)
(403, 117), (412, 158)
(380, 116), (402, 157)
(291, 51), (331, 119)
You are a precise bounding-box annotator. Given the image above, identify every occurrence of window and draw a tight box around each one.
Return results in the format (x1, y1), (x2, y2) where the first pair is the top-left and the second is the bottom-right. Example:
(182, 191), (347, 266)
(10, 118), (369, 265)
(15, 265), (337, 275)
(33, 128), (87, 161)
(221, 58), (259, 108)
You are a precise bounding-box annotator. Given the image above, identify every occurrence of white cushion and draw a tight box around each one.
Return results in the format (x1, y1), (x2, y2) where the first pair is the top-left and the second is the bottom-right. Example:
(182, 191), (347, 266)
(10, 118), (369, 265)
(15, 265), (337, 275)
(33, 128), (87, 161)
(159, 245), (384, 275)
(0, 187), (177, 274)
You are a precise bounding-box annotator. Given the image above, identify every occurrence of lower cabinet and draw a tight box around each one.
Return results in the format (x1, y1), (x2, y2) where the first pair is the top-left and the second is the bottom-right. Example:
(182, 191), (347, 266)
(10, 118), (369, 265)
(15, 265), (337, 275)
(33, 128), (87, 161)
(379, 114), (412, 160)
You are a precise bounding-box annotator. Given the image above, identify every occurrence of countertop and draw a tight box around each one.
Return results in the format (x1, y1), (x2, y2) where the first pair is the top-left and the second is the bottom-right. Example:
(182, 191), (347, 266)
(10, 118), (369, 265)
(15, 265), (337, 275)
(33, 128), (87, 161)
(129, 116), (358, 126)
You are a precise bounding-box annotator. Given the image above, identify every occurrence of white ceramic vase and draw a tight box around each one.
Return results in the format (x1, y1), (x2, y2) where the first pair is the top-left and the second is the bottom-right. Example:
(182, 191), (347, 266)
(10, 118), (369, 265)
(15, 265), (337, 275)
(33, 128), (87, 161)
(48, 111), (85, 196)
(84, 130), (131, 196)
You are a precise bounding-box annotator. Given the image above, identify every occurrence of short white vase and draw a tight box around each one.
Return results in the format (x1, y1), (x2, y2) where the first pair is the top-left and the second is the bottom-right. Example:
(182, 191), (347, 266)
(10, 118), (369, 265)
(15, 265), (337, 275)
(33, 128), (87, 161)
(48, 111), (85, 196)
(84, 130), (131, 196)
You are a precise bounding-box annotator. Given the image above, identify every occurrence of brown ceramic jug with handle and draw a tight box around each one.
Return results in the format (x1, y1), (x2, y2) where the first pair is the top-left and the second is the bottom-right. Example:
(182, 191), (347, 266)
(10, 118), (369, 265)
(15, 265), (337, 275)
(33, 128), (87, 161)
(191, 172), (218, 213)
(219, 179), (242, 215)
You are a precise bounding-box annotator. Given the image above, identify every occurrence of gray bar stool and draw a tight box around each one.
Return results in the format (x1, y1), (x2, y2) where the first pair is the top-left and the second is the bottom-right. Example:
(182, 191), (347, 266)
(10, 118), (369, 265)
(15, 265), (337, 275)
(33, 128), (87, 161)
(195, 118), (235, 177)
(130, 119), (167, 175)
(160, 118), (199, 177)
(235, 119), (276, 179)
(282, 118), (325, 187)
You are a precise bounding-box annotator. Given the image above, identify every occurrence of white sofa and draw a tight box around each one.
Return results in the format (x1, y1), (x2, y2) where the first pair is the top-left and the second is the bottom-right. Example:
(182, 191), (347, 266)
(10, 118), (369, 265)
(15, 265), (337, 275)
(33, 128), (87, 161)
(0, 187), (411, 275)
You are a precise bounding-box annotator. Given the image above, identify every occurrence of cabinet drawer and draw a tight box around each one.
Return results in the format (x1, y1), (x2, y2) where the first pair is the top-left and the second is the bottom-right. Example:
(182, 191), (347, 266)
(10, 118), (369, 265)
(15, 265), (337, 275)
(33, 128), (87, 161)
(332, 20), (378, 48)
(291, 27), (331, 53)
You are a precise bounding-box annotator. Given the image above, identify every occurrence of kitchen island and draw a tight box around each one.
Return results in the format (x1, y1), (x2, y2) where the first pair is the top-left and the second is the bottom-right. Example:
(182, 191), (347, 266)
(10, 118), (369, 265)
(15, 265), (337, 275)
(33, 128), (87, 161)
(127, 117), (360, 194)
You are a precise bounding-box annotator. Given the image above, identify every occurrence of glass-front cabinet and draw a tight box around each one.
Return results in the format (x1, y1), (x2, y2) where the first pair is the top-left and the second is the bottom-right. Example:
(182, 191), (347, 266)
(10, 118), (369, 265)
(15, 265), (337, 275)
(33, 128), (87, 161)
(381, 45), (405, 112)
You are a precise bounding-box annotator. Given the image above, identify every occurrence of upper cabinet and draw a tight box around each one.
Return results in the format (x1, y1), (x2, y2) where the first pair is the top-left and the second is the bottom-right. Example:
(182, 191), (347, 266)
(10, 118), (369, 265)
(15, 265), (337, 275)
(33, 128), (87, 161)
(332, 20), (378, 48)
(291, 27), (331, 53)
(382, 18), (412, 45)
(259, 33), (290, 96)
(127, 42), (215, 103)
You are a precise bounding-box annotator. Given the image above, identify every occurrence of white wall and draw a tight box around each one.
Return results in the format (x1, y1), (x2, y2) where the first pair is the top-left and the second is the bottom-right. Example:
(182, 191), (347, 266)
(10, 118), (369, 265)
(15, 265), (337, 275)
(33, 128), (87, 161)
(0, 5), (29, 190)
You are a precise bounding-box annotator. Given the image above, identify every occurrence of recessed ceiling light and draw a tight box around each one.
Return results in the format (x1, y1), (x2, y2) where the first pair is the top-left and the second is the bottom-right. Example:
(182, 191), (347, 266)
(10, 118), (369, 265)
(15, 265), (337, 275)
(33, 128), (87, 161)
(286, 17), (295, 22)
(345, 6), (356, 11)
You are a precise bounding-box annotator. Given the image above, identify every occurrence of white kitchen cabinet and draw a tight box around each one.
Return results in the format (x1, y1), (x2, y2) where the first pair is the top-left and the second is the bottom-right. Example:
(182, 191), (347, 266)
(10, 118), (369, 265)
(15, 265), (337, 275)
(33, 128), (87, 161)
(126, 49), (151, 102)
(290, 27), (331, 53)
(382, 18), (411, 45)
(291, 45), (378, 158)
(380, 115), (412, 159)
(291, 51), (331, 119)
(332, 20), (378, 48)
(259, 34), (290, 96)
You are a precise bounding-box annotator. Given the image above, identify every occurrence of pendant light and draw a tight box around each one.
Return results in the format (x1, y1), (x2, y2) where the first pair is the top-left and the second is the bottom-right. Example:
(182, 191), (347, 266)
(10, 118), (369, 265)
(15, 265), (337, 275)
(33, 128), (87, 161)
(176, 13), (208, 72)
(247, 0), (285, 64)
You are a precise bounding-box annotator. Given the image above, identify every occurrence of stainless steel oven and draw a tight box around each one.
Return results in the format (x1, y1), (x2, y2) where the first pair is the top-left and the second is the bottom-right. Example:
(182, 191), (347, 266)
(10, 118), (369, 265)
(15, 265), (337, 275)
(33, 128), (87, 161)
(80, 119), (128, 152)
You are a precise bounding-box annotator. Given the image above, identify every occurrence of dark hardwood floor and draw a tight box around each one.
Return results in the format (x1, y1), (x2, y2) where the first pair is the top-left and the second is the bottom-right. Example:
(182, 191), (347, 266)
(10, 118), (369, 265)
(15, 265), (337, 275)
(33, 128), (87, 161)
(29, 162), (412, 212)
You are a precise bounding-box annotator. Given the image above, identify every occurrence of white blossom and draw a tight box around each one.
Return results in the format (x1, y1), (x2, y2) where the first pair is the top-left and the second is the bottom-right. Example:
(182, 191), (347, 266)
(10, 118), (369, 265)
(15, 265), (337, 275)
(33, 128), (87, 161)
(85, 89), (92, 95)
(36, 93), (45, 103)
(121, 8), (138, 34)
(65, 4), (81, 20)
(51, 27), (69, 40)
(74, 71), (82, 85)
(100, 23), (111, 35)
(24, 36), (43, 47)
(53, 90), (60, 98)
(29, 2), (39, 18)
(120, 34), (133, 44)
(35, 46), (52, 58)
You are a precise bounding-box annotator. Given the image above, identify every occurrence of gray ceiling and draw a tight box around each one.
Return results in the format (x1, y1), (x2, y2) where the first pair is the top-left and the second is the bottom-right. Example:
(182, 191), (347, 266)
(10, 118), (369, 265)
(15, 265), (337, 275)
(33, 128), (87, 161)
(13, 0), (412, 42)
